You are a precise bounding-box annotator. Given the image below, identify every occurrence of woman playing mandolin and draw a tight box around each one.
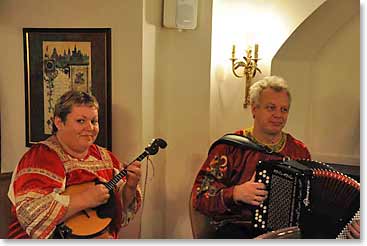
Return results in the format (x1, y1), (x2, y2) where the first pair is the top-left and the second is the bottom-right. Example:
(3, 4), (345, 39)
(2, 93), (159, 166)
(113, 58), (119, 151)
(7, 90), (142, 239)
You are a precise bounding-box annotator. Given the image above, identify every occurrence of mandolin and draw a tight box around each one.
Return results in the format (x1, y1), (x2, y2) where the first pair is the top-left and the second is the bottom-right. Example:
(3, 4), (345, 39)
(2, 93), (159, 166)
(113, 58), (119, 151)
(55, 138), (167, 238)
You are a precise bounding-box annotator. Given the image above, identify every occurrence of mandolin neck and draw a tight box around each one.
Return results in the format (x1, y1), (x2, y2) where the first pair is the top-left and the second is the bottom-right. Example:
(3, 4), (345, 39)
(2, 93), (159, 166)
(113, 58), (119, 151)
(104, 150), (150, 191)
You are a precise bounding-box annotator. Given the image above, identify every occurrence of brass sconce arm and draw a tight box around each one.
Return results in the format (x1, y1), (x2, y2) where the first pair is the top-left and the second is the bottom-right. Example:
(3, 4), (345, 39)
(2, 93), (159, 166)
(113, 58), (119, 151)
(230, 44), (261, 108)
(231, 60), (246, 78)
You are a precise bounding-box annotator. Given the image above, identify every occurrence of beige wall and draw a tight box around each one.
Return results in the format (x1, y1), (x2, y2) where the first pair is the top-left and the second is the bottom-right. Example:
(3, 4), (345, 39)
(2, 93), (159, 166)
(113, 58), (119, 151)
(141, 0), (212, 238)
(209, 0), (326, 141)
(272, 0), (360, 165)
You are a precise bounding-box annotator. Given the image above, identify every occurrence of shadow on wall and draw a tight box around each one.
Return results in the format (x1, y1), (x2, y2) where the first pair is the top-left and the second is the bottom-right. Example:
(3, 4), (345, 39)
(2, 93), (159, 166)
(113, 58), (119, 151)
(111, 105), (138, 160)
(164, 153), (207, 238)
(0, 173), (12, 238)
(144, 0), (163, 26)
(272, 0), (360, 165)
(140, 150), (167, 238)
(111, 105), (141, 238)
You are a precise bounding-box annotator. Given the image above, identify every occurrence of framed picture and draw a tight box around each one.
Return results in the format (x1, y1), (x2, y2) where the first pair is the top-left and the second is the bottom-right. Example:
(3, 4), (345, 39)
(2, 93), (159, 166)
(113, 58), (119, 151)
(23, 28), (112, 150)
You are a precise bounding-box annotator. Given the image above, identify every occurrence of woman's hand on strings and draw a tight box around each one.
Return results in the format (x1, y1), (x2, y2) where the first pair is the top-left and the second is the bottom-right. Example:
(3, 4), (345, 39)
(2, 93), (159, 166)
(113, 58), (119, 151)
(123, 161), (142, 190)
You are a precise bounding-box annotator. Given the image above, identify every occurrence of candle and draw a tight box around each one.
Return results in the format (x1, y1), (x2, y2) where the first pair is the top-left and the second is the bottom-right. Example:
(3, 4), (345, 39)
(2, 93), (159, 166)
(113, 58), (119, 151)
(232, 44), (236, 59)
(254, 44), (259, 59)
(246, 46), (252, 58)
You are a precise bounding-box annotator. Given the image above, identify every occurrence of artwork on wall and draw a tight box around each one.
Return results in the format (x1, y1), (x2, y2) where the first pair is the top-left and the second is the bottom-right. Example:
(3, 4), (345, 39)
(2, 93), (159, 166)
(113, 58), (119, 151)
(23, 28), (112, 150)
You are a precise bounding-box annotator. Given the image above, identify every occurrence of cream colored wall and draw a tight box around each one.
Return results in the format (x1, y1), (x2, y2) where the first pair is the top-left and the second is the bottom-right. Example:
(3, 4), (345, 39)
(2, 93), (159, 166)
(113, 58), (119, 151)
(141, 0), (163, 239)
(141, 0), (213, 238)
(209, 0), (326, 142)
(272, 0), (360, 165)
(311, 14), (359, 164)
(0, 0), (144, 238)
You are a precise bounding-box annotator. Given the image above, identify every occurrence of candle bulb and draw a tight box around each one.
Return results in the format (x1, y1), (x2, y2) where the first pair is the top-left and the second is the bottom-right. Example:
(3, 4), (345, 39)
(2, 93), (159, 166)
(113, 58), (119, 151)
(232, 44), (236, 59)
(254, 44), (259, 59)
(246, 46), (252, 58)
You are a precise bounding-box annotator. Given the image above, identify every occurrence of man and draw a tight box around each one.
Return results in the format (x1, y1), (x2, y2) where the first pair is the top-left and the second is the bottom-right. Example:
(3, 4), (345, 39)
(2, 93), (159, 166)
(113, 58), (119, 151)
(7, 90), (142, 239)
(191, 76), (311, 238)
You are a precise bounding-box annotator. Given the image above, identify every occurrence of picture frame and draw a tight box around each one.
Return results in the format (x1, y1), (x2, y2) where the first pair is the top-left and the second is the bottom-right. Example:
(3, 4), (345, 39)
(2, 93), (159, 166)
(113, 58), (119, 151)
(23, 28), (112, 150)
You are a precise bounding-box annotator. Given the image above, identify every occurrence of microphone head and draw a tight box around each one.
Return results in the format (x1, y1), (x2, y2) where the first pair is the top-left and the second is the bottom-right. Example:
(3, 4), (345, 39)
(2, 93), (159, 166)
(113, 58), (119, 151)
(145, 138), (167, 155)
(156, 138), (167, 149)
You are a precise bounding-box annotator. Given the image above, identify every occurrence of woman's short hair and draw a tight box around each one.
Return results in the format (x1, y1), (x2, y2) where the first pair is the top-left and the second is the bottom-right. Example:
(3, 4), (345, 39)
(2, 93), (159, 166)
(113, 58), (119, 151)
(52, 90), (99, 134)
(249, 75), (291, 107)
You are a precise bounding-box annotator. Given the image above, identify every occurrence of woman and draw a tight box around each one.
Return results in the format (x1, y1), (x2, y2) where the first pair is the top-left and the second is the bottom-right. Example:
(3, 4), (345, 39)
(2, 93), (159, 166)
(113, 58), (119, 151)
(7, 90), (141, 239)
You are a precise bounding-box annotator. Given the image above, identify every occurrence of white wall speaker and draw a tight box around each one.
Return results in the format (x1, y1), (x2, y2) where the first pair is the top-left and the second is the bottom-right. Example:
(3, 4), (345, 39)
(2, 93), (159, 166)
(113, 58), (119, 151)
(163, 0), (198, 30)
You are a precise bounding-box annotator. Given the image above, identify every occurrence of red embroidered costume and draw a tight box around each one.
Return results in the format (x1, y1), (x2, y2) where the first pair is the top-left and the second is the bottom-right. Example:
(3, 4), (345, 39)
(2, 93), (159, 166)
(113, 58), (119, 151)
(192, 129), (310, 236)
(7, 136), (141, 239)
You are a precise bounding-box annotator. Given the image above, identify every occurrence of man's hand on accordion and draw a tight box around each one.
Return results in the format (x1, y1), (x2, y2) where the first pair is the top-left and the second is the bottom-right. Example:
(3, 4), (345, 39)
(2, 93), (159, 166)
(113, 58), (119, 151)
(233, 173), (268, 206)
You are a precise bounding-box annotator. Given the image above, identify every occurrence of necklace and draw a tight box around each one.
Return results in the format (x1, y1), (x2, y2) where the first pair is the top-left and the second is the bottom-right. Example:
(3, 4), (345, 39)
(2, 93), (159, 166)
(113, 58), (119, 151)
(243, 127), (287, 153)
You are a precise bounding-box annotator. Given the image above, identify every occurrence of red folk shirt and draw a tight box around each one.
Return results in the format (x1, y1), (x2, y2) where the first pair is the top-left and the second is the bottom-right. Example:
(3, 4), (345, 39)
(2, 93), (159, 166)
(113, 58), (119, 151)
(7, 135), (141, 239)
(192, 130), (311, 225)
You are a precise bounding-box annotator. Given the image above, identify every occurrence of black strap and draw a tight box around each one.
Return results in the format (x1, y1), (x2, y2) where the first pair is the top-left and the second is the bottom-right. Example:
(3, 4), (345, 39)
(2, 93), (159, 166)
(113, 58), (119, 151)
(208, 133), (284, 157)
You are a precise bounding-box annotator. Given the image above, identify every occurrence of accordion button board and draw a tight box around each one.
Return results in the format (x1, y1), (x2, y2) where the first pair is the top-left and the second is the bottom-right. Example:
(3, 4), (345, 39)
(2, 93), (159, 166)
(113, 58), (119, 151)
(251, 159), (360, 239)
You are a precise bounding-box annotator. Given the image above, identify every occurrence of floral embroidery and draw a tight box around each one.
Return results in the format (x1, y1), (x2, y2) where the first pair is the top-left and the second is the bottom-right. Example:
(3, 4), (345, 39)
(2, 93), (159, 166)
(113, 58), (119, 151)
(196, 155), (228, 199)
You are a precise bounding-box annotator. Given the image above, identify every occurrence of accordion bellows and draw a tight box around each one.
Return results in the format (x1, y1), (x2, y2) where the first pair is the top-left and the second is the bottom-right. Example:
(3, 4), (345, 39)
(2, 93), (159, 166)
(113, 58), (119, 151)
(252, 159), (360, 239)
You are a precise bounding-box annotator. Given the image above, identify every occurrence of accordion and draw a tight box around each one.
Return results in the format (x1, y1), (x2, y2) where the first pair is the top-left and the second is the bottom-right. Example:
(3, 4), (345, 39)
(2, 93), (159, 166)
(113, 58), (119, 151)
(251, 159), (360, 239)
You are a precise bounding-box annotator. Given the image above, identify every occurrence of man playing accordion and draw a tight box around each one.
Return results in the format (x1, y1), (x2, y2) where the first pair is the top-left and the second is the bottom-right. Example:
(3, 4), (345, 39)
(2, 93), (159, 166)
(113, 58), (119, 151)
(191, 75), (359, 239)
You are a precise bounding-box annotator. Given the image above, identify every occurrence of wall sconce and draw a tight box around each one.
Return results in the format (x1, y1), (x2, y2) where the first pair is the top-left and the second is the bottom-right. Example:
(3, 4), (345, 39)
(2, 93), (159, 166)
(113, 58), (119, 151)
(230, 44), (261, 108)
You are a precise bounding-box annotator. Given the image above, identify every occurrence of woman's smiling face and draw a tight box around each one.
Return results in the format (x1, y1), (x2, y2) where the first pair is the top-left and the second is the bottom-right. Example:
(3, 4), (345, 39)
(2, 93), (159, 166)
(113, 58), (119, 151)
(55, 104), (99, 154)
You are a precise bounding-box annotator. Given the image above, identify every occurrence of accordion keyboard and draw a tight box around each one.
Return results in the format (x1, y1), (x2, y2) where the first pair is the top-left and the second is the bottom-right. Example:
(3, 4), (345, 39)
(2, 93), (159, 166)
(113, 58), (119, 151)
(253, 162), (304, 234)
(252, 159), (360, 239)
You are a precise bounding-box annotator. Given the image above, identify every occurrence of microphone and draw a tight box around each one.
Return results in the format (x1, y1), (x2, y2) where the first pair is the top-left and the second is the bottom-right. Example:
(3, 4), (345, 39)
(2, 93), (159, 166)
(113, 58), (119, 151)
(155, 138), (167, 149)
(143, 138), (167, 155)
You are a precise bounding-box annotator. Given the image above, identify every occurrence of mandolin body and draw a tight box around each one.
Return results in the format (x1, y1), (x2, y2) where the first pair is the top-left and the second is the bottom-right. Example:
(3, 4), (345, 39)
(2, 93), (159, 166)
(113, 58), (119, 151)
(55, 138), (167, 238)
(61, 182), (112, 237)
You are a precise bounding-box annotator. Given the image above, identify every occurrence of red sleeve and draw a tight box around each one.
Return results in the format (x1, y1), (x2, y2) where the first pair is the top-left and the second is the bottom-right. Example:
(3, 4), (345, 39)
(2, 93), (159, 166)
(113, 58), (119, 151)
(14, 144), (66, 195)
(192, 144), (240, 216)
(11, 144), (68, 238)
